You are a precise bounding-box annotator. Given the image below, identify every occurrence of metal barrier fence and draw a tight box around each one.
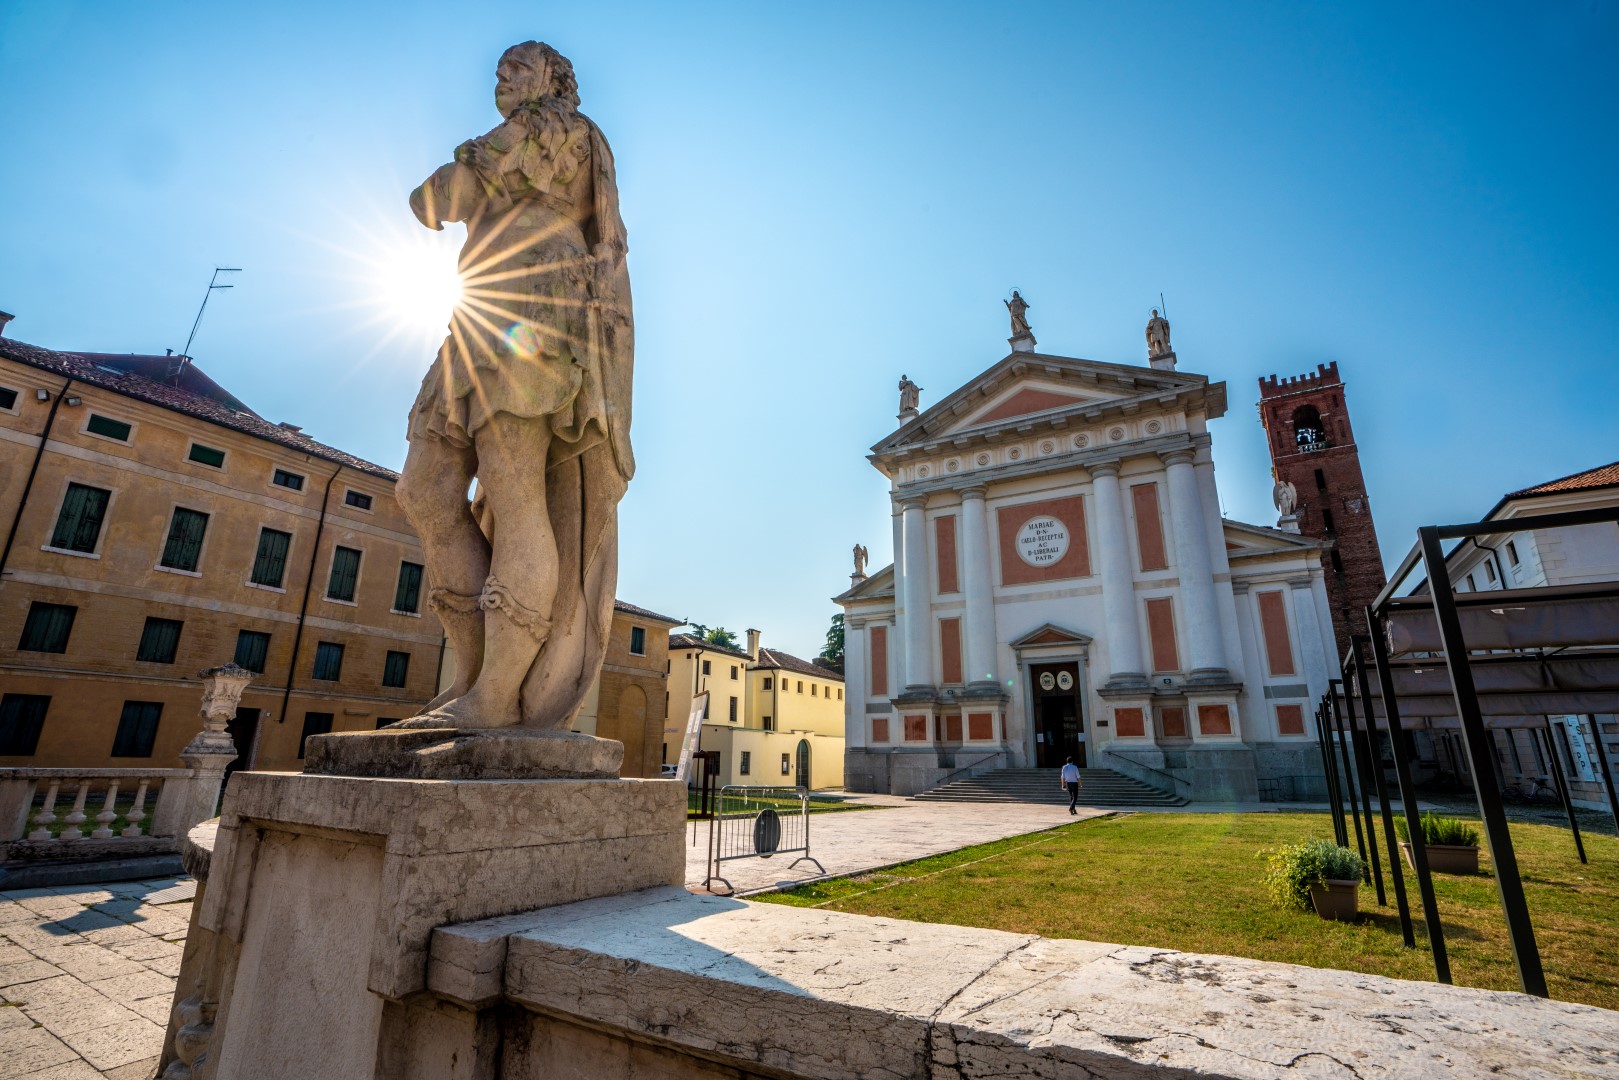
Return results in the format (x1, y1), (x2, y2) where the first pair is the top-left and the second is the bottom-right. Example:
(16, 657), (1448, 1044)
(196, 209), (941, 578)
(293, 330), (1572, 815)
(704, 786), (825, 894)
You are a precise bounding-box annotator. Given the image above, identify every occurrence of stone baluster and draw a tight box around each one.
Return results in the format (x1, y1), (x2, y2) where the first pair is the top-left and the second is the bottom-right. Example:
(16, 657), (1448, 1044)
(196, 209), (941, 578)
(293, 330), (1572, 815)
(92, 780), (121, 839)
(898, 496), (934, 694)
(123, 779), (151, 838)
(1160, 449), (1229, 681)
(28, 781), (60, 841)
(1089, 462), (1147, 688)
(958, 487), (1000, 689)
(60, 782), (92, 840)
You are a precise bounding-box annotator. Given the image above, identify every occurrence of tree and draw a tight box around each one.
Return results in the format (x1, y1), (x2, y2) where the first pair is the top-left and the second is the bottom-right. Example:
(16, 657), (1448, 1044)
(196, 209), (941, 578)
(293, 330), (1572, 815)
(688, 624), (741, 651)
(818, 613), (845, 673)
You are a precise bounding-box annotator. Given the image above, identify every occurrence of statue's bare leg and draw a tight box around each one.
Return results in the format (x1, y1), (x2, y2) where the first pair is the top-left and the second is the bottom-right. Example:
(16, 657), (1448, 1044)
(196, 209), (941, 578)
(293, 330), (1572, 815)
(423, 412), (558, 727)
(395, 435), (487, 712)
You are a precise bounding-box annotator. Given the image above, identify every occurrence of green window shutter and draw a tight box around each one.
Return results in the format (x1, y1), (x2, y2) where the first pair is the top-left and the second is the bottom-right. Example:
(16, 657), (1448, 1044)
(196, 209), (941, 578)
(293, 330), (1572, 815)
(298, 712), (334, 758)
(312, 641), (345, 681)
(394, 562), (424, 614)
(160, 508), (209, 571)
(382, 650), (410, 688)
(251, 529), (292, 587)
(111, 701), (162, 757)
(328, 547), (361, 602)
(50, 483), (111, 552)
(234, 630), (271, 674)
(0, 694), (50, 755)
(0, 387), (17, 410)
(136, 617), (183, 663)
(18, 603), (76, 652)
(87, 414), (132, 441)
(188, 443), (226, 468)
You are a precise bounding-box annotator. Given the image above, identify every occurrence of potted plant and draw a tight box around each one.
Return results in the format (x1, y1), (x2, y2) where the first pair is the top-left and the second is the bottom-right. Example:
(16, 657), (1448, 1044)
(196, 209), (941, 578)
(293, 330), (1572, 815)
(1395, 813), (1481, 874)
(1264, 838), (1366, 922)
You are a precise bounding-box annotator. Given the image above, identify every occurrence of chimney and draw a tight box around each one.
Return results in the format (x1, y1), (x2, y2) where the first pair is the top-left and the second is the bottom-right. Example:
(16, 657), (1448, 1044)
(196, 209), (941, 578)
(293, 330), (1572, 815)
(0, 311), (13, 337)
(745, 628), (761, 662)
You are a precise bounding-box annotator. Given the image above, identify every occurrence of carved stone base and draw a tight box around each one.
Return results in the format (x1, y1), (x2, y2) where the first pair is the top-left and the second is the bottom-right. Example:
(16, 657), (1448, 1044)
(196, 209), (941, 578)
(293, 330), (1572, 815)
(303, 728), (623, 781)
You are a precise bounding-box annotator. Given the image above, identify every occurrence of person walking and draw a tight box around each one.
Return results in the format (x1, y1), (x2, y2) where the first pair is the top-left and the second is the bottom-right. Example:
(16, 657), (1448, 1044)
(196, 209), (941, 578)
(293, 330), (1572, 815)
(1059, 757), (1083, 816)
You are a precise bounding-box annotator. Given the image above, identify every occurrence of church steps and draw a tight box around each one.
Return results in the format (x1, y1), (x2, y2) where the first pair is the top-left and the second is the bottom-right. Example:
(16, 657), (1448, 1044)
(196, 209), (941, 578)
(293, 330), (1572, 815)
(911, 768), (1187, 807)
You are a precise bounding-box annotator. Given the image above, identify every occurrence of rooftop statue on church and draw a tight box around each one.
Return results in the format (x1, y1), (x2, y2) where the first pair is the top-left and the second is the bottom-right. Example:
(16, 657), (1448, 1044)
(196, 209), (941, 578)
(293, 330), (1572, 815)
(1146, 308), (1172, 358)
(1005, 290), (1036, 351)
(897, 374), (922, 414)
(852, 543), (869, 579)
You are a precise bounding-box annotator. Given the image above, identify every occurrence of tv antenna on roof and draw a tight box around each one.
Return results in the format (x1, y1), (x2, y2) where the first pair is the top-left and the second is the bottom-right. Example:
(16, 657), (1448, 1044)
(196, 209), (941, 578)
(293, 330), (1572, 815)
(180, 267), (242, 363)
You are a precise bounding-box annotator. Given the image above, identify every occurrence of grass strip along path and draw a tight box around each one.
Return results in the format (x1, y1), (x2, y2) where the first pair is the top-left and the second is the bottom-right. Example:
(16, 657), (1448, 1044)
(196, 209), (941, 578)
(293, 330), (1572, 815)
(756, 811), (1619, 1010)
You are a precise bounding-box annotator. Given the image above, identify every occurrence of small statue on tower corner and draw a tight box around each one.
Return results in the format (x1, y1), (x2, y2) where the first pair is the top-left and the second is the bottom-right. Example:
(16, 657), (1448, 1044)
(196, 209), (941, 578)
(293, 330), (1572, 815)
(852, 543), (869, 579)
(897, 374), (922, 414)
(1006, 290), (1033, 339)
(1146, 308), (1172, 358)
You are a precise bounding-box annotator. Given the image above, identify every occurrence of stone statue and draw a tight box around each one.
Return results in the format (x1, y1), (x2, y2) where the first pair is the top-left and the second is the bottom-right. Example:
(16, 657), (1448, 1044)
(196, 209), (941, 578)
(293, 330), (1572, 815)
(898, 374), (921, 413)
(1006, 290), (1033, 338)
(1273, 478), (1298, 518)
(852, 544), (869, 577)
(396, 41), (634, 730)
(1146, 308), (1172, 357)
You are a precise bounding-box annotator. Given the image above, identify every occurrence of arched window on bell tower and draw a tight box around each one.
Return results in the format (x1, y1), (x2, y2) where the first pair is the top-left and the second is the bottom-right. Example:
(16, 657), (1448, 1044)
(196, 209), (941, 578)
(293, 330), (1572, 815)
(1292, 404), (1326, 450)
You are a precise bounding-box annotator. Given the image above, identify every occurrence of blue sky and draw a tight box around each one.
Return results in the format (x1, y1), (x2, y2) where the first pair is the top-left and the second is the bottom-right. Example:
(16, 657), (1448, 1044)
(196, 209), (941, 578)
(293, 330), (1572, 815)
(3, 2), (1615, 658)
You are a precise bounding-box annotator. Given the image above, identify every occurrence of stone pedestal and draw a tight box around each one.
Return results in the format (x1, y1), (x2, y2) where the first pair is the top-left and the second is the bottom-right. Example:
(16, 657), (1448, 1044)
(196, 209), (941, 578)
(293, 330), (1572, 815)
(184, 765), (685, 1079)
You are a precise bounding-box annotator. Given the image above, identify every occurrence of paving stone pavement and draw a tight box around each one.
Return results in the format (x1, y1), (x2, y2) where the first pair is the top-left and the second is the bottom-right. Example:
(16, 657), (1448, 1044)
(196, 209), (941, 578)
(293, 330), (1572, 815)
(1, 877), (192, 1080)
(685, 796), (1114, 895)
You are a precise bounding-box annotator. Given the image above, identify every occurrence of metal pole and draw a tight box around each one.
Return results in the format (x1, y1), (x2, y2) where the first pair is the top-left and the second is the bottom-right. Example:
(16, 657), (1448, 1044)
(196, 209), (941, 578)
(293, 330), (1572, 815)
(1367, 610), (1450, 983)
(1329, 683), (1370, 875)
(1588, 714), (1619, 836)
(1542, 724), (1586, 864)
(1352, 641), (1413, 945)
(1340, 664), (1387, 906)
(1418, 526), (1546, 998)
(1316, 701), (1347, 847)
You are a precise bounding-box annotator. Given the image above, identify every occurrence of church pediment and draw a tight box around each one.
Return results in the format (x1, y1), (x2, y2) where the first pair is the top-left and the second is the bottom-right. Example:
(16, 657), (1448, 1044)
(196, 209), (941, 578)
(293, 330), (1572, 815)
(1010, 623), (1094, 650)
(1222, 519), (1325, 560)
(835, 563), (895, 603)
(960, 384), (1097, 428)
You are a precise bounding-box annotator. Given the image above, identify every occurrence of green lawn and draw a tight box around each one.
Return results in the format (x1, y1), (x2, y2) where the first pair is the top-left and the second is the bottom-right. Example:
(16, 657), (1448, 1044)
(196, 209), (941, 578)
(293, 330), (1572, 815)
(757, 811), (1619, 1011)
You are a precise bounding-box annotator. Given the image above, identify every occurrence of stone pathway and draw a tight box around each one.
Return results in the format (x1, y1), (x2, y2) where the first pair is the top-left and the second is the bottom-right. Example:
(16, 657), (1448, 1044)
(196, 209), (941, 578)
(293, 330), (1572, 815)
(1, 877), (192, 1079)
(685, 798), (1112, 895)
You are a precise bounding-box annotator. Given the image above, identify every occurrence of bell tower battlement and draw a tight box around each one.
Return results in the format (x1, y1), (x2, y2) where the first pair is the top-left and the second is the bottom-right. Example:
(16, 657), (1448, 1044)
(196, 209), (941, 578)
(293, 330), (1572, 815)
(1257, 361), (1384, 660)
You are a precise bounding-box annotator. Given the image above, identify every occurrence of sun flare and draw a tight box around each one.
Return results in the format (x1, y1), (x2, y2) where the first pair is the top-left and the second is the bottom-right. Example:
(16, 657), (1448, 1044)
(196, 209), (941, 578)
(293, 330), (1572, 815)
(371, 231), (464, 337)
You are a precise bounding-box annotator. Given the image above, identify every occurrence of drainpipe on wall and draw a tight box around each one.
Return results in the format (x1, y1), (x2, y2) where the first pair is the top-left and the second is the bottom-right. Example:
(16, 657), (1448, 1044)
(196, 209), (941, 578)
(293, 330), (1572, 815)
(279, 463), (343, 725)
(0, 376), (74, 584)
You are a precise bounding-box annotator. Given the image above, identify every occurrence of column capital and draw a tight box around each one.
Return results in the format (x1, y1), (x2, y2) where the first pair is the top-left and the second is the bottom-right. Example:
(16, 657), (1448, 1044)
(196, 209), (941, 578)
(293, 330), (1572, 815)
(1230, 582), (1250, 595)
(895, 494), (928, 510)
(1287, 577), (1316, 590)
(1158, 448), (1197, 468)
(1088, 459), (1124, 479)
(958, 485), (988, 501)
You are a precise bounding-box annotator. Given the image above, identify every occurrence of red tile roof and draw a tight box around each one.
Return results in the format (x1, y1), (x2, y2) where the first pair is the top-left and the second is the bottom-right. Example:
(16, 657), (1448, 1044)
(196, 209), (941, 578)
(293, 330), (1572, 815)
(668, 632), (752, 660)
(755, 646), (844, 682)
(1506, 460), (1619, 499)
(614, 599), (681, 624)
(0, 335), (398, 479)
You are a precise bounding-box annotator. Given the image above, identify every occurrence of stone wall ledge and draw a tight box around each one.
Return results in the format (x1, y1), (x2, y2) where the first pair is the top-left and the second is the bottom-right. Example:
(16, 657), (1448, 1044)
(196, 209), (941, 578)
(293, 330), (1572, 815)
(432, 886), (1619, 1079)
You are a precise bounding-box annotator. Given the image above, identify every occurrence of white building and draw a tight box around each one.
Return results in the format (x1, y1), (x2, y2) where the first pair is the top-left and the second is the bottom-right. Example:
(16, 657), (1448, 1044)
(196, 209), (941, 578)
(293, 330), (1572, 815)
(836, 312), (1339, 800)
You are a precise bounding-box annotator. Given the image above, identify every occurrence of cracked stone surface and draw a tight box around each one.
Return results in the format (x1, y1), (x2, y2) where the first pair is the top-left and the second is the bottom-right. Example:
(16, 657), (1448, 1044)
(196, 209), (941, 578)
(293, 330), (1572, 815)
(435, 886), (1619, 1079)
(1, 877), (192, 1079)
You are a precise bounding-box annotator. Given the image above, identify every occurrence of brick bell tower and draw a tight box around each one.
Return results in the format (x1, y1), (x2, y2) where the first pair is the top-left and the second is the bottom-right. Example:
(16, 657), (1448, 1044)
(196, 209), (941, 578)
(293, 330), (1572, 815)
(1257, 362), (1386, 661)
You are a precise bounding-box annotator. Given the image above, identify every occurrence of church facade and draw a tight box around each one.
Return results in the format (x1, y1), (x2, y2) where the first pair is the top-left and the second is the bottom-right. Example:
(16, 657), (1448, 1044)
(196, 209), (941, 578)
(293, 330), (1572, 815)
(836, 306), (1336, 801)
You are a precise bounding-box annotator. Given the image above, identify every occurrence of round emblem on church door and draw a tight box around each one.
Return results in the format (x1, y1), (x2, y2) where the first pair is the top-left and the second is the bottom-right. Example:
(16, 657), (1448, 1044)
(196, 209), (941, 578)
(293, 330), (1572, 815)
(1056, 671), (1074, 691)
(1014, 516), (1070, 567)
(1039, 672), (1056, 691)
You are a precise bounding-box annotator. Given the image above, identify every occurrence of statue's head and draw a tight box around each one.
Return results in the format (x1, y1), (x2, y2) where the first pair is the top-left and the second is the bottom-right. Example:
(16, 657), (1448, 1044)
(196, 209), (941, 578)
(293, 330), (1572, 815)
(1151, 309), (1160, 318)
(496, 41), (580, 117)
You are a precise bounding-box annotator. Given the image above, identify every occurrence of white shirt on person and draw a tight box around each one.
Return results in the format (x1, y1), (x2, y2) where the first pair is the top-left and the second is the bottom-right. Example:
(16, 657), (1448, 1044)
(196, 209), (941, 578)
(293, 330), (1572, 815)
(1060, 763), (1081, 784)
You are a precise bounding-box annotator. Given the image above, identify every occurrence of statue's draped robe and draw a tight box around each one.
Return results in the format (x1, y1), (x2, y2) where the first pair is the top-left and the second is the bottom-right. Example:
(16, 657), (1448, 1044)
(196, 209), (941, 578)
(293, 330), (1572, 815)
(409, 101), (634, 728)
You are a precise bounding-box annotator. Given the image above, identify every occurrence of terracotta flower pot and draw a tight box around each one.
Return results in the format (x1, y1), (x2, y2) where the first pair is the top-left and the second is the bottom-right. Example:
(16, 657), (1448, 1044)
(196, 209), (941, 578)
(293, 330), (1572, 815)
(1400, 841), (1479, 875)
(1308, 878), (1360, 921)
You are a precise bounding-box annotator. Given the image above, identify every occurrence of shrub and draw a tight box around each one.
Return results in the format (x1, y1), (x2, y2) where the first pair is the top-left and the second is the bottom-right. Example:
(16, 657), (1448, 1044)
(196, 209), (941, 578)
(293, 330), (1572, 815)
(1263, 839), (1365, 911)
(1393, 813), (1480, 848)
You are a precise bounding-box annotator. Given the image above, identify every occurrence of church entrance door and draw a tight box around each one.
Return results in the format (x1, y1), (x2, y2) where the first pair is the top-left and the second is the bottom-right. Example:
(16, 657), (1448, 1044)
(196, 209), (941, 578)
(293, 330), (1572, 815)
(1030, 661), (1084, 768)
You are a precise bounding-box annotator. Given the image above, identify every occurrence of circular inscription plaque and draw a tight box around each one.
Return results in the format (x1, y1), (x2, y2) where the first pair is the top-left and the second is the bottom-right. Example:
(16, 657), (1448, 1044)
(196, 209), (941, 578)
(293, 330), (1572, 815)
(1015, 516), (1070, 567)
(1039, 672), (1056, 691)
(1056, 671), (1074, 691)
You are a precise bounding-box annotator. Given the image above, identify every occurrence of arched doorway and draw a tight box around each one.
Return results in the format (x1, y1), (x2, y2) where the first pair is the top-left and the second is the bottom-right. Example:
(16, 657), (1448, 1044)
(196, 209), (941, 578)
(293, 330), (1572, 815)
(795, 739), (811, 790)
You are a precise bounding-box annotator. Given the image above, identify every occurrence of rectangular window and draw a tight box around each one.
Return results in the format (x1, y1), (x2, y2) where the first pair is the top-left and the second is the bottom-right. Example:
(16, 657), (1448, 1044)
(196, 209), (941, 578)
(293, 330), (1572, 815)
(797, 681), (804, 694)
(1506, 540), (1520, 566)
(394, 562), (424, 613)
(136, 617), (183, 664)
(160, 507), (209, 571)
(1275, 703), (1305, 736)
(869, 625), (889, 697)
(1131, 483), (1168, 571)
(1465, 573), (1476, 592)
(934, 514), (960, 594)
(728, 696), (738, 722)
(188, 443), (226, 468)
(312, 641), (345, 681)
(50, 483), (111, 553)
(1144, 597), (1180, 672)
(377, 717), (401, 729)
(811, 684), (818, 697)
(19, 602), (76, 653)
(730, 665), (739, 680)
(629, 626), (646, 655)
(344, 490), (373, 511)
(298, 712), (334, 758)
(382, 650), (410, 688)
(740, 750), (751, 776)
(763, 677), (772, 690)
(837, 689), (843, 700)
(235, 630), (271, 674)
(762, 715), (774, 732)
(251, 528), (292, 588)
(1484, 560), (1497, 584)
(0, 694), (49, 756)
(939, 617), (963, 684)
(701, 659), (711, 676)
(86, 413), (132, 441)
(0, 386), (16, 411)
(111, 701), (162, 757)
(871, 717), (889, 742)
(272, 468), (306, 491)
(781, 752), (792, 775)
(1256, 590), (1297, 677)
(327, 546), (361, 601)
